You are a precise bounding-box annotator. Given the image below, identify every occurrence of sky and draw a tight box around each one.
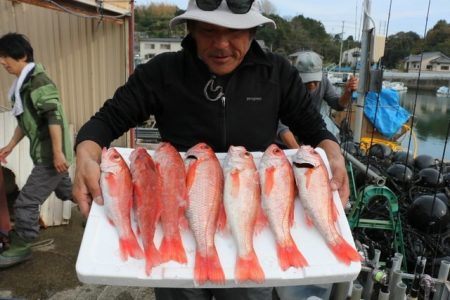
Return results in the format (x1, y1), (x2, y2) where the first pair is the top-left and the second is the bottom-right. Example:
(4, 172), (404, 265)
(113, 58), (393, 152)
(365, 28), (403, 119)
(134, 0), (450, 39)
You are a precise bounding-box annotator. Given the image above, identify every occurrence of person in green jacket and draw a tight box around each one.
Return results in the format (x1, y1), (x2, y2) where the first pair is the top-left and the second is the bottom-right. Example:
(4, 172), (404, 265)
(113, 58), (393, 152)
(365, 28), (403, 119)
(0, 33), (73, 268)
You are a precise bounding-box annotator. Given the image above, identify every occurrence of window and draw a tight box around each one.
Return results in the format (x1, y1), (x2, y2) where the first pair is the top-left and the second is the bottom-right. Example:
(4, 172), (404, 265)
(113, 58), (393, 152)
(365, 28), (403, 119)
(441, 66), (449, 70)
(145, 54), (155, 60)
(144, 43), (155, 49)
(426, 65), (432, 70)
(160, 44), (171, 50)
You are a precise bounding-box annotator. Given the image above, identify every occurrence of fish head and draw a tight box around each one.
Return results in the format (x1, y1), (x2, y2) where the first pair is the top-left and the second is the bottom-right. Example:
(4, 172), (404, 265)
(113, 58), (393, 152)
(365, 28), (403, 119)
(129, 147), (156, 171)
(223, 145), (255, 171)
(185, 142), (215, 162)
(260, 144), (288, 168)
(129, 147), (147, 163)
(292, 145), (322, 170)
(100, 147), (128, 174)
(155, 142), (170, 153)
(154, 142), (177, 161)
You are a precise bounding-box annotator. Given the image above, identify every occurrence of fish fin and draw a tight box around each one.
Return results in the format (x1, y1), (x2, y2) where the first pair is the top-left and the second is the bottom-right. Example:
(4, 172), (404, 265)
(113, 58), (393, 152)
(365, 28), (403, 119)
(194, 249), (225, 285)
(305, 213), (314, 227)
(329, 236), (362, 265)
(331, 199), (339, 223)
(305, 168), (314, 190)
(276, 240), (309, 271)
(176, 192), (189, 229)
(144, 243), (161, 276)
(264, 166), (276, 195)
(178, 209), (189, 230)
(186, 160), (198, 193)
(235, 250), (265, 284)
(230, 168), (240, 198)
(178, 192), (188, 208)
(118, 235), (143, 261)
(254, 204), (268, 234)
(159, 231), (187, 264)
(217, 201), (227, 232)
(289, 200), (295, 228)
(106, 217), (115, 227)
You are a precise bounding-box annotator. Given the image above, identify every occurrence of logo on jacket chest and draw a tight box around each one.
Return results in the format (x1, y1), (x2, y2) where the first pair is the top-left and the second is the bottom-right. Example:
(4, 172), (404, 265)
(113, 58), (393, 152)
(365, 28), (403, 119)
(246, 97), (262, 102)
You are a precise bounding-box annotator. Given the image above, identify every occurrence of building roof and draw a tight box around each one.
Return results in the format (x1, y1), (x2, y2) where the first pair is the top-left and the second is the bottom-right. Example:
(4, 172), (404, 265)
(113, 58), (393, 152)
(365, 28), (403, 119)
(16, 0), (130, 21)
(405, 51), (445, 63)
(140, 37), (183, 43)
(430, 55), (450, 64)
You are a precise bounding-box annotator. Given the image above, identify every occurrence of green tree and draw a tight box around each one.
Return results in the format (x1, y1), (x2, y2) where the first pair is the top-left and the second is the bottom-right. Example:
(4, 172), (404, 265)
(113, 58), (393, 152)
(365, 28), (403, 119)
(424, 20), (450, 56)
(384, 31), (421, 69)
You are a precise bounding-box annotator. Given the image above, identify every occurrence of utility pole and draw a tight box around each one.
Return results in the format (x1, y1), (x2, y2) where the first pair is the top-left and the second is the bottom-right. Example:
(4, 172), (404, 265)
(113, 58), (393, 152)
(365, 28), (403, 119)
(339, 21), (345, 72)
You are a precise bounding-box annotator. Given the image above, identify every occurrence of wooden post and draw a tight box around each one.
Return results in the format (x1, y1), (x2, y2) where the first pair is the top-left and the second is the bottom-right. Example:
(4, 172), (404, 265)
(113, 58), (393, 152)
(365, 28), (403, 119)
(0, 166), (11, 234)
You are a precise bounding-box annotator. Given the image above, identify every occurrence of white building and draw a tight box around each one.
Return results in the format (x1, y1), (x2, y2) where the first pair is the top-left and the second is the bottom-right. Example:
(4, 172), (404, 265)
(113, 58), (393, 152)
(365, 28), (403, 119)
(139, 37), (183, 63)
(342, 48), (360, 66)
(404, 51), (450, 72)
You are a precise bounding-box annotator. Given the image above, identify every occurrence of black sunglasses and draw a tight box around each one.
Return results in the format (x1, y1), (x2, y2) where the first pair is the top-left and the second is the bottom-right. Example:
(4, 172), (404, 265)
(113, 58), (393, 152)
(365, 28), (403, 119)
(196, 0), (255, 14)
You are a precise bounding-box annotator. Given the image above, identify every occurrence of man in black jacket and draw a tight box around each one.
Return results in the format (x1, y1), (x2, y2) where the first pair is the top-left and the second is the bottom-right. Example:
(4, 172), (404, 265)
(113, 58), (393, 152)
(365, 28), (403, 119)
(73, 1), (349, 299)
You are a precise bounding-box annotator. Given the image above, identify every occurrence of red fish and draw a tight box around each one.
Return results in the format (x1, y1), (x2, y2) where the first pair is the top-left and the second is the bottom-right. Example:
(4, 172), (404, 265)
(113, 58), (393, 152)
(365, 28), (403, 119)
(259, 144), (308, 271)
(223, 146), (265, 283)
(185, 143), (225, 285)
(100, 147), (143, 261)
(153, 142), (188, 264)
(129, 147), (162, 275)
(292, 145), (360, 265)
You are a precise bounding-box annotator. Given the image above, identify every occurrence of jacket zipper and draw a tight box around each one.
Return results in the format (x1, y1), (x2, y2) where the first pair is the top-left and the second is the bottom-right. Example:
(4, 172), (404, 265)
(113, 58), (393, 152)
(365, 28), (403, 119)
(221, 95), (227, 149)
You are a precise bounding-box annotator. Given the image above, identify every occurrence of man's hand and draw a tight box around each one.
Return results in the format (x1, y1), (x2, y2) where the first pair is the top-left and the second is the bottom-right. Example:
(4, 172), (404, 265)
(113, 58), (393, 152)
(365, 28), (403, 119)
(345, 75), (358, 93)
(72, 141), (104, 218)
(53, 151), (69, 173)
(318, 139), (350, 206)
(0, 145), (13, 163)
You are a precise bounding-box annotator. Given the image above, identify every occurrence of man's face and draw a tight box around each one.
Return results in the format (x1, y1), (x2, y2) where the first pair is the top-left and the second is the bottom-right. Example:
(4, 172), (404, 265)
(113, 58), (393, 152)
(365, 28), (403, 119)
(0, 56), (27, 77)
(190, 22), (253, 76)
(305, 81), (320, 92)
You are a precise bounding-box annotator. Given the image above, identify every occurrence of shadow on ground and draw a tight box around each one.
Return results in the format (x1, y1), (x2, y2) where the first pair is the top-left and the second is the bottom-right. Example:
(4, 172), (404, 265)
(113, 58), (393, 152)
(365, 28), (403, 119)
(0, 206), (156, 300)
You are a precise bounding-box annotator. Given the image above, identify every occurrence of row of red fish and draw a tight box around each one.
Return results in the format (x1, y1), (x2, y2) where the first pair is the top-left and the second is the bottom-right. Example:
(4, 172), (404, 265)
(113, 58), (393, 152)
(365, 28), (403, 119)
(99, 142), (360, 285)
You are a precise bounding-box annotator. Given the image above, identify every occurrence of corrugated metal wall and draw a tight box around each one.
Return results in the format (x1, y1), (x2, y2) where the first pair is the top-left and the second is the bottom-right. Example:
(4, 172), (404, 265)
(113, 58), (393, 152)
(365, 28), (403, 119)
(0, 0), (130, 146)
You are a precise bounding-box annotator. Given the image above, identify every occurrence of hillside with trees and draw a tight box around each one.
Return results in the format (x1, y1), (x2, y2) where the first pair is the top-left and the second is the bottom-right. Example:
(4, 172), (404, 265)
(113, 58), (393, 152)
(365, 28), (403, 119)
(135, 3), (450, 69)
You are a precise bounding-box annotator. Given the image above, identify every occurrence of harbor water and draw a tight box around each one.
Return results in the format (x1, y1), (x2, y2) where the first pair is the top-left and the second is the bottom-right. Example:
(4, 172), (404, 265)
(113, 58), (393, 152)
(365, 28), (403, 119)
(398, 90), (450, 162)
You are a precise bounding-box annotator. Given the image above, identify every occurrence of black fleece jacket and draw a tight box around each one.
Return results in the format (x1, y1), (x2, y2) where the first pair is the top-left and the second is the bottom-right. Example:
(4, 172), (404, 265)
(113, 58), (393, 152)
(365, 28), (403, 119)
(76, 35), (337, 152)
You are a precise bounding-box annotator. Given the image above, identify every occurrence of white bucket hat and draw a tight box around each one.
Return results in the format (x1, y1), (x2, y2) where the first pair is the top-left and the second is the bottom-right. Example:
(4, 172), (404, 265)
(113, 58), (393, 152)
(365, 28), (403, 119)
(170, 0), (276, 30)
(296, 51), (323, 83)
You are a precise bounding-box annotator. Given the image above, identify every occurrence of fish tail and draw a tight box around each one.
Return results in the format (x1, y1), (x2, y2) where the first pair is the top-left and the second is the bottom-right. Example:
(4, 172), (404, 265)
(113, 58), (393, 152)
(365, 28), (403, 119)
(235, 250), (265, 284)
(329, 236), (362, 265)
(119, 236), (143, 261)
(159, 232), (187, 264)
(194, 248), (225, 285)
(144, 243), (162, 276)
(276, 241), (309, 271)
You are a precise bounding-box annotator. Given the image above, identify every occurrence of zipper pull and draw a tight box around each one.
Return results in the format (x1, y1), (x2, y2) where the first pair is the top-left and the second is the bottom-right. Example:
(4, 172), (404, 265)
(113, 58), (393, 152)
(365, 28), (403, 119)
(221, 96), (226, 107)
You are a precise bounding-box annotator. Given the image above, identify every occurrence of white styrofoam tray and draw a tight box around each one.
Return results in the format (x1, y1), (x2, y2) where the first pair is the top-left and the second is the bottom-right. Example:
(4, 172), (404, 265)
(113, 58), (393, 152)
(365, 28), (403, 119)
(76, 147), (361, 288)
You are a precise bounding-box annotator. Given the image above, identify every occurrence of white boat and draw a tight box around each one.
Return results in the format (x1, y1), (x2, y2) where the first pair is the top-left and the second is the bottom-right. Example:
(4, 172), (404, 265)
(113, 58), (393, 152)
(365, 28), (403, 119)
(436, 86), (450, 97)
(382, 81), (408, 92)
(327, 72), (355, 86)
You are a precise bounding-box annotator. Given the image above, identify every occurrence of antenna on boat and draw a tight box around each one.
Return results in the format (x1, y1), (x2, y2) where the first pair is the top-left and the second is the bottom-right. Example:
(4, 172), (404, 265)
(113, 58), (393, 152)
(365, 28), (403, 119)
(353, 0), (372, 144)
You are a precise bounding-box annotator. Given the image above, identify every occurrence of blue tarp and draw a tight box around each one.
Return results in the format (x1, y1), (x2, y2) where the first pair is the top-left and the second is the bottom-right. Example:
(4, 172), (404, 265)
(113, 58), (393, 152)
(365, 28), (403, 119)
(364, 88), (411, 139)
